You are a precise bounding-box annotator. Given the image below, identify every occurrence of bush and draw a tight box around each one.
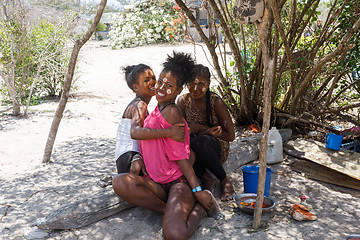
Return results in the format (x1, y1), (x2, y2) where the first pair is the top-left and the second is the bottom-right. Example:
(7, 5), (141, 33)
(0, 18), (72, 109)
(109, 0), (186, 49)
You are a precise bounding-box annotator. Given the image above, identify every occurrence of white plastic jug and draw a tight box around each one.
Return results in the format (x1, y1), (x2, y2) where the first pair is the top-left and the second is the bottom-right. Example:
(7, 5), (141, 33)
(267, 127), (283, 164)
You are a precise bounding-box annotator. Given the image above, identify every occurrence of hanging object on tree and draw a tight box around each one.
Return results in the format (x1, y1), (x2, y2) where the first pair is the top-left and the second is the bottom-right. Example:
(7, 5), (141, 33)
(233, 0), (264, 24)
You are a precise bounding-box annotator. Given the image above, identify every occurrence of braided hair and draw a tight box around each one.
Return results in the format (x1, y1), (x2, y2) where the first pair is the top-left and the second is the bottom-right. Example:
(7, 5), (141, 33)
(162, 51), (195, 87)
(123, 64), (152, 92)
(191, 64), (214, 126)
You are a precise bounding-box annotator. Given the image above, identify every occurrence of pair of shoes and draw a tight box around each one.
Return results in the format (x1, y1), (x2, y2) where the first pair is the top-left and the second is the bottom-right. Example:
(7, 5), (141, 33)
(204, 190), (224, 220)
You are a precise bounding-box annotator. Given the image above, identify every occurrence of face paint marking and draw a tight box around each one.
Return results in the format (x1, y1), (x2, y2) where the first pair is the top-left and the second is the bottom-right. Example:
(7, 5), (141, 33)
(194, 84), (198, 90)
(163, 73), (170, 82)
(155, 83), (159, 88)
(166, 89), (172, 95)
(202, 87), (206, 92)
(194, 78), (199, 83)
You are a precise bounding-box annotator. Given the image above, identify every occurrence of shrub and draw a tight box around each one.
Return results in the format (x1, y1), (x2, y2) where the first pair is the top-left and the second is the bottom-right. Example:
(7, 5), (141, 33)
(109, 0), (186, 49)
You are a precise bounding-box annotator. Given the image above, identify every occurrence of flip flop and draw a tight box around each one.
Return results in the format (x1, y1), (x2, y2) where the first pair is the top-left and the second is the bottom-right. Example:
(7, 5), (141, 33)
(204, 190), (224, 220)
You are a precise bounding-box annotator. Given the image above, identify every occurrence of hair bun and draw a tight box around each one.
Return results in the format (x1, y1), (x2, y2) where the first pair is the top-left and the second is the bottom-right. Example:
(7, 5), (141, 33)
(162, 51), (195, 86)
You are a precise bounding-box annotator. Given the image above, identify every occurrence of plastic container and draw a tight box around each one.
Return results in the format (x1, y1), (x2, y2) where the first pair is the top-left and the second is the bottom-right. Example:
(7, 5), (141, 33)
(325, 133), (343, 151)
(267, 127), (283, 164)
(241, 165), (274, 197)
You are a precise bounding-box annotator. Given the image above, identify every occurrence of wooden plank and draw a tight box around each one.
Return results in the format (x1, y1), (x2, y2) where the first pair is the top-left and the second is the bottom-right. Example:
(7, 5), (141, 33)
(35, 187), (133, 230)
(290, 159), (360, 190)
(284, 138), (360, 190)
(284, 138), (360, 180)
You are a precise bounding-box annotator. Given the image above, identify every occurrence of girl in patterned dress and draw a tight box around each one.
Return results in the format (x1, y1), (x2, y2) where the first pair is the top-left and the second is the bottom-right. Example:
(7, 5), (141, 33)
(177, 64), (236, 201)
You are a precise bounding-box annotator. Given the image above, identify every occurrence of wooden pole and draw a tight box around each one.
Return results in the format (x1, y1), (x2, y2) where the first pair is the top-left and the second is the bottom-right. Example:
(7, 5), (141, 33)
(253, 0), (275, 229)
(42, 0), (107, 163)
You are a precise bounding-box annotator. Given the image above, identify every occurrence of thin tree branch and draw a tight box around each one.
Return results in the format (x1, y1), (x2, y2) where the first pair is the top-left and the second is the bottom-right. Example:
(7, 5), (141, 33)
(42, 0), (107, 164)
(290, 16), (360, 113)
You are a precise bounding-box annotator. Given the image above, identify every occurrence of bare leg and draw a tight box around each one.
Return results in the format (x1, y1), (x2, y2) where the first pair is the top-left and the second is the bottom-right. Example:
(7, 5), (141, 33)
(220, 176), (235, 202)
(201, 171), (215, 192)
(112, 173), (167, 214)
(162, 183), (206, 240)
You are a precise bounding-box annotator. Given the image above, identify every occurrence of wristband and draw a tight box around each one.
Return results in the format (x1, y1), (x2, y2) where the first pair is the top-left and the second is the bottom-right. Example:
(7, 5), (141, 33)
(192, 186), (202, 193)
(131, 154), (142, 163)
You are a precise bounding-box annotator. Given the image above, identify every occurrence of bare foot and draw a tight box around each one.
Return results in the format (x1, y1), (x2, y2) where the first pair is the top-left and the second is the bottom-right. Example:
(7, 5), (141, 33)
(220, 177), (235, 202)
(201, 171), (215, 192)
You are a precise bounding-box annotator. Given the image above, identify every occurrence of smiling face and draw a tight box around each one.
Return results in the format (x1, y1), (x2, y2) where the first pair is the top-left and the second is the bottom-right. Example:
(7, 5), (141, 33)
(132, 69), (156, 99)
(187, 75), (209, 100)
(155, 71), (182, 105)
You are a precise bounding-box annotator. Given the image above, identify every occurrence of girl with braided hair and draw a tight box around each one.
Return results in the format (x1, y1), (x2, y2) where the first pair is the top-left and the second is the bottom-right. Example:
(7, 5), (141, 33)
(177, 64), (236, 201)
(113, 52), (221, 240)
(115, 64), (185, 175)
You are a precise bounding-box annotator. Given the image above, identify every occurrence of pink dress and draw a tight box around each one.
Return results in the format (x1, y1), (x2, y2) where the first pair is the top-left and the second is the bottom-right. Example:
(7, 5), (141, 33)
(139, 106), (190, 184)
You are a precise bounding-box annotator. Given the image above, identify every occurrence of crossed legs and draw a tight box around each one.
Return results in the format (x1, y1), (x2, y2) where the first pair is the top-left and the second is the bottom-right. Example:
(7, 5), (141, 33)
(113, 175), (206, 240)
(112, 173), (167, 214)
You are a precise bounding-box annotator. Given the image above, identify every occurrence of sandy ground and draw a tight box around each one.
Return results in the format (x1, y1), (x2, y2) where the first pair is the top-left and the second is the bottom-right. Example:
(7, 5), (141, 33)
(0, 40), (359, 240)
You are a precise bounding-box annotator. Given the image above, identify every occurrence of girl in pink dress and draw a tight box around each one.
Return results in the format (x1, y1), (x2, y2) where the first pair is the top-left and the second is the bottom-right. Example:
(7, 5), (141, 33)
(113, 52), (220, 240)
(116, 64), (185, 175)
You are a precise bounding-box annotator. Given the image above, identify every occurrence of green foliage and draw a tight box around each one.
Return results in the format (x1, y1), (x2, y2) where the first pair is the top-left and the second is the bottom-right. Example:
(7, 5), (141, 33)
(0, 17), (71, 107)
(109, 0), (186, 49)
(89, 20), (107, 32)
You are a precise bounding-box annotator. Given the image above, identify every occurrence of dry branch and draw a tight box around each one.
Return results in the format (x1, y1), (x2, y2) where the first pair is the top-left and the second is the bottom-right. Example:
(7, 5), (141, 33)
(276, 112), (341, 134)
(290, 16), (360, 113)
(42, 0), (107, 164)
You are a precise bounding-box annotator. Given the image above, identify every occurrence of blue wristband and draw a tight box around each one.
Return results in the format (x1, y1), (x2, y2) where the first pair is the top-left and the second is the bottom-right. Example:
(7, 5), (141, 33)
(192, 186), (202, 193)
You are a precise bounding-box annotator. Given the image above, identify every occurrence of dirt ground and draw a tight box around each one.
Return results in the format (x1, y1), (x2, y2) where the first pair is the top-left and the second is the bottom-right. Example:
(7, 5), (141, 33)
(0, 40), (359, 240)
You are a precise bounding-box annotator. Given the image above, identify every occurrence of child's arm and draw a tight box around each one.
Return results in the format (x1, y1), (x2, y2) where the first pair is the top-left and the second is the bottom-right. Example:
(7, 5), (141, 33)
(177, 159), (213, 210)
(130, 101), (185, 141)
(177, 96), (208, 135)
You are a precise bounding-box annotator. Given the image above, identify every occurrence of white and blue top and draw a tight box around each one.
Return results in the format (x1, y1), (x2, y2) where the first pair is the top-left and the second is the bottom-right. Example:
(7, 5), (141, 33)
(115, 118), (140, 160)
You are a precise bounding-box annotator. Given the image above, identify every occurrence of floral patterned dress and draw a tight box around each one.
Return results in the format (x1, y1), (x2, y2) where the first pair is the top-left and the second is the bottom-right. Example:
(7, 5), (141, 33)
(183, 92), (230, 163)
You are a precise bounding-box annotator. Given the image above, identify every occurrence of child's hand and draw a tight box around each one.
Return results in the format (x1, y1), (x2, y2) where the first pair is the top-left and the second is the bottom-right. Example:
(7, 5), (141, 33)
(169, 123), (185, 142)
(206, 126), (222, 138)
(130, 155), (148, 175)
(194, 191), (213, 211)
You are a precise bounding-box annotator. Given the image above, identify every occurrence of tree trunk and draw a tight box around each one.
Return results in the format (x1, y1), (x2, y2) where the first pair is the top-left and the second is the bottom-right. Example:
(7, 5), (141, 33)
(42, 0), (107, 164)
(1, 3), (21, 116)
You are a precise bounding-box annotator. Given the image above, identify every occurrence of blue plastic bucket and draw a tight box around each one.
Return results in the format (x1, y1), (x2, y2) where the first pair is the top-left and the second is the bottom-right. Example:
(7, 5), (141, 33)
(241, 165), (273, 197)
(325, 133), (343, 151)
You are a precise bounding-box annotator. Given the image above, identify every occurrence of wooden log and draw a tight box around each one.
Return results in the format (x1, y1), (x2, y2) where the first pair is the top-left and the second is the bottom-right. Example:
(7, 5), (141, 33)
(35, 129), (292, 230)
(224, 128), (292, 172)
(35, 187), (133, 230)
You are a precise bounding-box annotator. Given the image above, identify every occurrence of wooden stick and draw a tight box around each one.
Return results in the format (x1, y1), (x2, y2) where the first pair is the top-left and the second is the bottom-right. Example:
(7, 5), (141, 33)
(253, 0), (275, 228)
